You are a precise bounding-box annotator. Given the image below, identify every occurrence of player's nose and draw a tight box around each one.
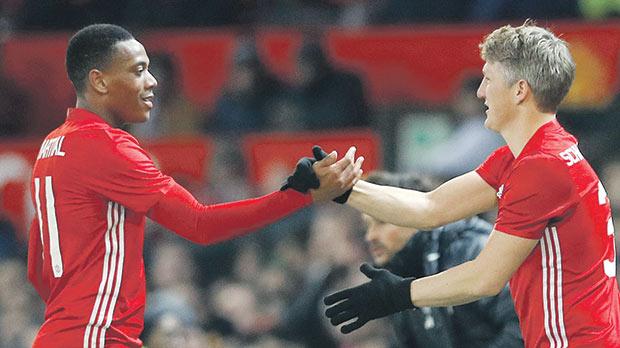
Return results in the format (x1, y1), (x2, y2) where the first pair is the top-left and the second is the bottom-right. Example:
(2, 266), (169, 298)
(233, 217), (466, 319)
(476, 84), (485, 99)
(146, 70), (158, 89)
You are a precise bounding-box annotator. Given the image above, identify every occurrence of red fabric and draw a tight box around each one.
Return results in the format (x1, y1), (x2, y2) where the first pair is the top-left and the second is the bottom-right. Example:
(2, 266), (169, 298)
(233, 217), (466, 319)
(30, 108), (171, 347)
(28, 108), (313, 348)
(148, 182), (312, 245)
(475, 119), (620, 348)
(475, 146), (512, 191)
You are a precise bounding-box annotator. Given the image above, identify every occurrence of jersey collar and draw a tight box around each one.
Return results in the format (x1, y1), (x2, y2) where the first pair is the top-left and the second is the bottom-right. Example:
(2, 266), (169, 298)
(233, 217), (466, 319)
(65, 108), (111, 126)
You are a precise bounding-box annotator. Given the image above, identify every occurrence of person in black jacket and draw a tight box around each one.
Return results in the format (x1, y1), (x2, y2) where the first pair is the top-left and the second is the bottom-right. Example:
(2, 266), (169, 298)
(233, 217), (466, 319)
(363, 171), (523, 348)
(295, 41), (370, 130)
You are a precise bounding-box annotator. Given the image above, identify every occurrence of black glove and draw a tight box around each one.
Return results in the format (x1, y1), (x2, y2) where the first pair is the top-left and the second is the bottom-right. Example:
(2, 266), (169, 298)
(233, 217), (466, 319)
(312, 145), (352, 204)
(280, 156), (319, 193)
(323, 263), (415, 334)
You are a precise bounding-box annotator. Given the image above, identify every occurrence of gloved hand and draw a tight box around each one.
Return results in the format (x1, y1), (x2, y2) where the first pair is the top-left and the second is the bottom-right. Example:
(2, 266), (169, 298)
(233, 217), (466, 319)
(280, 156), (319, 193)
(312, 145), (352, 204)
(323, 263), (416, 334)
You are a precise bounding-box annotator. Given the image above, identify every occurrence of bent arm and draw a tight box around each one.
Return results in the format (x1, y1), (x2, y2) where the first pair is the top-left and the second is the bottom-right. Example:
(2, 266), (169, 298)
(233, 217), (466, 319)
(409, 230), (538, 307)
(348, 171), (497, 230)
(147, 182), (312, 245)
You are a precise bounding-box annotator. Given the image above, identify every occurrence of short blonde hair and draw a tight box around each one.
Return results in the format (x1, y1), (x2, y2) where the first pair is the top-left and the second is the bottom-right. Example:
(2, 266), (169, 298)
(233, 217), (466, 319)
(479, 20), (575, 112)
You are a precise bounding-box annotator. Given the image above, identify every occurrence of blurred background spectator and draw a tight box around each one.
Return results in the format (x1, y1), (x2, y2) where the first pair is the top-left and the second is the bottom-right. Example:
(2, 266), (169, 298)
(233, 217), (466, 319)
(0, 19), (32, 138)
(294, 41), (370, 130)
(400, 76), (504, 180)
(1, 2), (619, 347)
(205, 38), (292, 134)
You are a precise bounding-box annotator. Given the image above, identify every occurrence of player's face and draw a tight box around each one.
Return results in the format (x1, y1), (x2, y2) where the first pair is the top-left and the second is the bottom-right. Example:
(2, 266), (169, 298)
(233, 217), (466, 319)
(477, 62), (514, 133)
(363, 214), (415, 267)
(103, 39), (157, 124)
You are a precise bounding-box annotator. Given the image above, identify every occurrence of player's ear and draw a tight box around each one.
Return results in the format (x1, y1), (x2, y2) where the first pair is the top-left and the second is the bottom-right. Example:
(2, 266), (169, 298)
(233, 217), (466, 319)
(88, 69), (108, 94)
(514, 79), (529, 105)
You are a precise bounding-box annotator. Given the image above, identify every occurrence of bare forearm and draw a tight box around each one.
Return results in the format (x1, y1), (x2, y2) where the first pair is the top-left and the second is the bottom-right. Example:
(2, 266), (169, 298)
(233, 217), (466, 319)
(348, 173), (497, 230)
(348, 180), (439, 230)
(410, 260), (497, 307)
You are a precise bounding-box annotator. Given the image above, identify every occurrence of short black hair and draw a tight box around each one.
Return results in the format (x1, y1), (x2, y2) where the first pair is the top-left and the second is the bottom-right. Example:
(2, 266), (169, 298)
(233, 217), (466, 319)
(365, 171), (439, 192)
(66, 24), (134, 93)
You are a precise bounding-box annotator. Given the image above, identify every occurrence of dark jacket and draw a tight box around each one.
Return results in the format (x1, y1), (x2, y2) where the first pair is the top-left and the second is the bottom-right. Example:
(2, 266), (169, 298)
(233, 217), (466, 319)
(384, 216), (523, 348)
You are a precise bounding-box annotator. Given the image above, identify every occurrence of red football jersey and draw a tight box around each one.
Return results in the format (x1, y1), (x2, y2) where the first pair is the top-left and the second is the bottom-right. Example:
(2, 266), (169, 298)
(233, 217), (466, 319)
(476, 119), (620, 347)
(29, 108), (176, 347)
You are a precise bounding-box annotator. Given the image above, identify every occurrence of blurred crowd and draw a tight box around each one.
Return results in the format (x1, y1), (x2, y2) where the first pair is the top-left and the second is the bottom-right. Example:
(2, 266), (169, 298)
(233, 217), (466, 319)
(2, 2), (620, 348)
(1, 0), (620, 31)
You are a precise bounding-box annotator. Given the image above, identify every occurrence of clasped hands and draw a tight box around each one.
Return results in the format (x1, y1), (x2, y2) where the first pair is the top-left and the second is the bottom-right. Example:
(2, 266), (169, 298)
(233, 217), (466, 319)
(281, 145), (364, 203)
(281, 146), (416, 334)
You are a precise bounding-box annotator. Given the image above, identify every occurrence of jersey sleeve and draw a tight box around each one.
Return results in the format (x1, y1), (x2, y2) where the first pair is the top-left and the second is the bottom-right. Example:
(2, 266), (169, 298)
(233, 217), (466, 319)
(147, 181), (313, 245)
(74, 129), (174, 213)
(495, 156), (578, 240)
(475, 146), (512, 190)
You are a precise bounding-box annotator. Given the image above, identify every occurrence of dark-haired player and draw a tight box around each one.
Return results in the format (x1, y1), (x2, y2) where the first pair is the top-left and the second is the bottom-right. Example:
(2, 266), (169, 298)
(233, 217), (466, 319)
(28, 24), (363, 348)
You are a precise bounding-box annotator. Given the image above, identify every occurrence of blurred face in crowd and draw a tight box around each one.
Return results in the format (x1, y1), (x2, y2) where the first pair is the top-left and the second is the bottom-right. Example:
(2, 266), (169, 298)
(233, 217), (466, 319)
(477, 61), (515, 133)
(363, 214), (416, 267)
(101, 39), (157, 124)
(229, 63), (257, 94)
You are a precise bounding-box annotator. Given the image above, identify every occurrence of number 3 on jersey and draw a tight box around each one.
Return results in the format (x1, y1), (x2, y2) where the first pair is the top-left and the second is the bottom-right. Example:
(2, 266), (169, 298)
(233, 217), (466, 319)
(34, 176), (64, 278)
(599, 181), (616, 278)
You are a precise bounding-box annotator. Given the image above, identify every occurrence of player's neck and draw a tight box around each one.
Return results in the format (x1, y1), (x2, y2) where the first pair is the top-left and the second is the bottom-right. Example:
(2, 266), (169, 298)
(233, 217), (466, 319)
(501, 111), (556, 158)
(75, 97), (120, 128)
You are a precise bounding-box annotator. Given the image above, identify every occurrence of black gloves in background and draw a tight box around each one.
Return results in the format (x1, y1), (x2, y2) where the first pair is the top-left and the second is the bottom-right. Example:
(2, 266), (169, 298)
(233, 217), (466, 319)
(323, 263), (416, 334)
(280, 145), (353, 204)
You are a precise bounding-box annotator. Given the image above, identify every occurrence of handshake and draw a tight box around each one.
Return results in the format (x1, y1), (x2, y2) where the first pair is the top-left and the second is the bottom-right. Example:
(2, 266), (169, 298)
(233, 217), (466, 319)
(281, 146), (416, 334)
(281, 145), (364, 204)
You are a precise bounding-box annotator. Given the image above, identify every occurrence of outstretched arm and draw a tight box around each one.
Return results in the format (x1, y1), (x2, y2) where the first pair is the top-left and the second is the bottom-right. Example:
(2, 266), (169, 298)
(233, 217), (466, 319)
(408, 230), (537, 306)
(148, 148), (363, 245)
(348, 171), (497, 230)
(148, 182), (313, 245)
(324, 230), (537, 333)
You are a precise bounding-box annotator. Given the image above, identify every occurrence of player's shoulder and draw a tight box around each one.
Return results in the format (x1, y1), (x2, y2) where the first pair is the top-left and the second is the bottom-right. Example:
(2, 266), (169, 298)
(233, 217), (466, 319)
(510, 152), (575, 196)
(480, 145), (512, 164)
(68, 125), (139, 149)
(514, 152), (569, 176)
(481, 145), (513, 168)
(517, 135), (581, 175)
(59, 125), (145, 167)
(491, 145), (511, 156)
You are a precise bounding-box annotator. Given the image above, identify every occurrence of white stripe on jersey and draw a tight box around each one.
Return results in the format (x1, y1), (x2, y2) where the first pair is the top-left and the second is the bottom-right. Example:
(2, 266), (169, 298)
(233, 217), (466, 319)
(551, 227), (568, 347)
(91, 202), (120, 348)
(541, 230), (556, 347)
(99, 205), (125, 347)
(33, 178), (45, 254)
(84, 202), (117, 348)
(540, 229), (555, 348)
(546, 228), (562, 347)
(541, 227), (568, 348)
(45, 176), (63, 278)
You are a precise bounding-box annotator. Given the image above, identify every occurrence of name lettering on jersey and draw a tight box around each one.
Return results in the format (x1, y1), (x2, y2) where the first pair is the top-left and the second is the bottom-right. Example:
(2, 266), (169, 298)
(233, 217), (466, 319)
(37, 136), (66, 160)
(559, 144), (584, 167)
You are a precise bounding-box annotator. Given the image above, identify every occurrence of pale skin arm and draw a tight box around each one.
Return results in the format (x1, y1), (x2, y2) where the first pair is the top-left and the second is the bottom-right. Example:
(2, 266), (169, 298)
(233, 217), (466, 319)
(348, 171), (497, 230)
(311, 146), (364, 203)
(410, 230), (538, 307)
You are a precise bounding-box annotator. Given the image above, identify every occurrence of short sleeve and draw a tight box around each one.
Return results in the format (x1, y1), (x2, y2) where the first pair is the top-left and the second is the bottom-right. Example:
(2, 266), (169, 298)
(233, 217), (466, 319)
(476, 146), (513, 190)
(74, 129), (174, 213)
(495, 157), (578, 240)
